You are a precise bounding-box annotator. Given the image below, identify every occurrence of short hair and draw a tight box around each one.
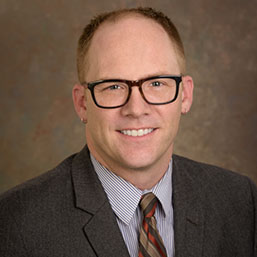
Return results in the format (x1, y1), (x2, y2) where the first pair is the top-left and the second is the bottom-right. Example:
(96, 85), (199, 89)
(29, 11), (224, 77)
(77, 7), (186, 83)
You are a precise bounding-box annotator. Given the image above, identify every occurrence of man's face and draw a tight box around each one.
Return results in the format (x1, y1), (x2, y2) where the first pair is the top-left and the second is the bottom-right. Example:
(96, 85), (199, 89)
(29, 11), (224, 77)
(74, 15), (193, 175)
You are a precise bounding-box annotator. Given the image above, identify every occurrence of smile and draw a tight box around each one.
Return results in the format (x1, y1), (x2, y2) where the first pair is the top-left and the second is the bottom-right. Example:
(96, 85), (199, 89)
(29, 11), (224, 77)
(120, 128), (154, 137)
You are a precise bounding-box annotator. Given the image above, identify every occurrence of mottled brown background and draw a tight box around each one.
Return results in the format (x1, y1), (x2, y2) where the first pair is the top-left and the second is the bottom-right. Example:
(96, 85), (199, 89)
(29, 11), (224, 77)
(0, 0), (256, 194)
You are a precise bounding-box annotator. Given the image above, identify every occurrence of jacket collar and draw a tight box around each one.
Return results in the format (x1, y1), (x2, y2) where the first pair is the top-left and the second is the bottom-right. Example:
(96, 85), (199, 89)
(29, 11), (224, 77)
(71, 145), (130, 257)
(172, 155), (204, 257)
(71, 146), (204, 257)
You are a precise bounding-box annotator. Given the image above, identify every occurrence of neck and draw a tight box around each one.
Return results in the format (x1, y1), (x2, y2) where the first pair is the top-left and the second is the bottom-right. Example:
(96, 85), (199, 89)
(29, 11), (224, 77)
(90, 147), (172, 191)
(123, 166), (170, 190)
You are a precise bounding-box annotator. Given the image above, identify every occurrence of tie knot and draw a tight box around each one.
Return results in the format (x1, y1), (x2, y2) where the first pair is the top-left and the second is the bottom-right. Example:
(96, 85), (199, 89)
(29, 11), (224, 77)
(139, 192), (158, 218)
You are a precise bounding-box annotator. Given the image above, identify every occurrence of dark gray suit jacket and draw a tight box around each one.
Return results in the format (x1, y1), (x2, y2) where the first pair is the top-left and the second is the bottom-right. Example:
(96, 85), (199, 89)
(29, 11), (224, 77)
(0, 146), (256, 256)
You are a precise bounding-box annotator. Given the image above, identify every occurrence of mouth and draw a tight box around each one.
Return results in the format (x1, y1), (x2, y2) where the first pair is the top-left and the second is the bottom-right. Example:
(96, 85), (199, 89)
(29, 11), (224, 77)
(119, 128), (155, 137)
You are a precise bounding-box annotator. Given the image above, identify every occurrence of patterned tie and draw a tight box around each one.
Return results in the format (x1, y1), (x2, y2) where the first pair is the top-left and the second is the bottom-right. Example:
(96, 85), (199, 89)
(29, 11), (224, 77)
(138, 193), (167, 257)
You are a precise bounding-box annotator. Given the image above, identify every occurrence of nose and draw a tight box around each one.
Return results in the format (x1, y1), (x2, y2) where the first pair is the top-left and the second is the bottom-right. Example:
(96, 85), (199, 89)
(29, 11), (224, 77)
(120, 86), (150, 117)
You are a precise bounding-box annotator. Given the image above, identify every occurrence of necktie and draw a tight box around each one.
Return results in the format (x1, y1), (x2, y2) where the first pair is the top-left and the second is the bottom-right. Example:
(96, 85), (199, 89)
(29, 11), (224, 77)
(138, 193), (167, 257)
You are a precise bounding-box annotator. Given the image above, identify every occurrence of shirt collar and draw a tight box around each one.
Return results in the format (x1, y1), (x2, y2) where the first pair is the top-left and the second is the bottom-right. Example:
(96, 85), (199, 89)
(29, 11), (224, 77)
(90, 154), (172, 225)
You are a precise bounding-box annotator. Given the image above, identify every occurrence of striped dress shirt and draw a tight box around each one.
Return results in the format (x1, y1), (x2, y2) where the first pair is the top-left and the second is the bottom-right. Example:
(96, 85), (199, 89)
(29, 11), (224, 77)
(91, 154), (174, 257)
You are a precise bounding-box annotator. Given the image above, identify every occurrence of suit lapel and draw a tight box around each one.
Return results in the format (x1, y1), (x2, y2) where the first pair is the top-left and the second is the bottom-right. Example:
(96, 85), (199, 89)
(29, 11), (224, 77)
(71, 146), (130, 257)
(172, 155), (204, 257)
(70, 147), (205, 257)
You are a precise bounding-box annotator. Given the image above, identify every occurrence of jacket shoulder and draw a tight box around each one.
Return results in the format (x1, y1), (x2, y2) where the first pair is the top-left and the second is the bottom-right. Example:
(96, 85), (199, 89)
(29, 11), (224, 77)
(173, 154), (254, 186)
(173, 154), (257, 208)
(0, 153), (77, 211)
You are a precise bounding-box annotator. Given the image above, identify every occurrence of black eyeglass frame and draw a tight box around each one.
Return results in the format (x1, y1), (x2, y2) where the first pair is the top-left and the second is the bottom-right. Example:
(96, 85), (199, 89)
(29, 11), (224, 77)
(81, 75), (182, 109)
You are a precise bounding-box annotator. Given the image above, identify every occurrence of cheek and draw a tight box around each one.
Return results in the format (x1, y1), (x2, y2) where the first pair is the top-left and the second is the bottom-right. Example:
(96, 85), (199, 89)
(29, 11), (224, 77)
(161, 102), (182, 131)
(86, 105), (117, 135)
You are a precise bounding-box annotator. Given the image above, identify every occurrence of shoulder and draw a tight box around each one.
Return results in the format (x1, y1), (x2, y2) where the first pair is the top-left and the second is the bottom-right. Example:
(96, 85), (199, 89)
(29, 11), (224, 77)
(173, 154), (254, 185)
(172, 154), (257, 205)
(0, 153), (79, 254)
(0, 153), (78, 217)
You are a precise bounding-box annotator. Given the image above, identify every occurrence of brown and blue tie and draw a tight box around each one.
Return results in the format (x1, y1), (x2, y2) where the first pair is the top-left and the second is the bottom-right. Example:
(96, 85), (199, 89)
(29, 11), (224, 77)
(138, 193), (167, 257)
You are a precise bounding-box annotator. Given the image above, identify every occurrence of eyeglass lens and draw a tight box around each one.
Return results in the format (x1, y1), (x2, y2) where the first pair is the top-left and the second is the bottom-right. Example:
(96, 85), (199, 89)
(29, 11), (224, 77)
(93, 77), (178, 108)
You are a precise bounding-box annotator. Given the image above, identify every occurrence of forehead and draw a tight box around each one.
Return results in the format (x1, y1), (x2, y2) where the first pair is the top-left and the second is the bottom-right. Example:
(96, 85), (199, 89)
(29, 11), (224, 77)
(94, 14), (168, 41)
(86, 15), (180, 80)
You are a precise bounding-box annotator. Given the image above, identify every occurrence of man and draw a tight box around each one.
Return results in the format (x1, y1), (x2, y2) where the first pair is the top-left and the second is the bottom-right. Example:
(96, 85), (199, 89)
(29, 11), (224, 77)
(0, 7), (256, 257)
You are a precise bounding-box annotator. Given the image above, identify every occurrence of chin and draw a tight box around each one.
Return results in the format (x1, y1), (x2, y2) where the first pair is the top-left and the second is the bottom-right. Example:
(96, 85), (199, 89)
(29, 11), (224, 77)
(119, 154), (158, 171)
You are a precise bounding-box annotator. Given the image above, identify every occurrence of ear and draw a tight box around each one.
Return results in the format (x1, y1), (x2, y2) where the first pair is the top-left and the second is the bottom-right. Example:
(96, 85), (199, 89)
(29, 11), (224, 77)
(181, 75), (194, 114)
(72, 84), (87, 122)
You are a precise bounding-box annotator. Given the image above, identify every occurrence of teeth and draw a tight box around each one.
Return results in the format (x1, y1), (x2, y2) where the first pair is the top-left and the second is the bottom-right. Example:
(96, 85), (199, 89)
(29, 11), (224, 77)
(121, 128), (154, 137)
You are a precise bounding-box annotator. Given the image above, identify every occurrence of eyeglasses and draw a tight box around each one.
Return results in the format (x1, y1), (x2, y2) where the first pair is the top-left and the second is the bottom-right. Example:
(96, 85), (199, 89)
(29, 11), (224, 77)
(81, 75), (182, 109)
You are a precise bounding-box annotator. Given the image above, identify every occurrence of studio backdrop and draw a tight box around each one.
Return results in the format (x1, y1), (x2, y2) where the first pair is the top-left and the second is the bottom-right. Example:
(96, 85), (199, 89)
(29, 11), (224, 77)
(0, 0), (256, 193)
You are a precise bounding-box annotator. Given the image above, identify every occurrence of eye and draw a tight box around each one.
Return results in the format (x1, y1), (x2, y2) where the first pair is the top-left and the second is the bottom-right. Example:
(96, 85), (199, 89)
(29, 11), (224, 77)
(150, 81), (163, 87)
(102, 83), (125, 91)
(108, 84), (122, 90)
